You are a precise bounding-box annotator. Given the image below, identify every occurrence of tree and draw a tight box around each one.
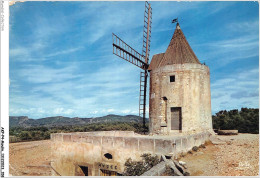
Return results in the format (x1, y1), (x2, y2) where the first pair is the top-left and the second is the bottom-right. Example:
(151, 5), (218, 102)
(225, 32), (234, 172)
(19, 131), (31, 140)
(213, 108), (259, 134)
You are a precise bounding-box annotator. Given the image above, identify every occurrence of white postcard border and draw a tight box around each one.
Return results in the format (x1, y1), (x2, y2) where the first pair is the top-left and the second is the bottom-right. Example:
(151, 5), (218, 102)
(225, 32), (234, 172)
(1, 0), (9, 177)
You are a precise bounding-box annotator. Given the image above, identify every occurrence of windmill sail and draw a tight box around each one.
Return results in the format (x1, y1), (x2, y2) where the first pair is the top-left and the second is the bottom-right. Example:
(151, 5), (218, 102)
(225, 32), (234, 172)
(112, 33), (148, 70)
(112, 1), (152, 131)
(139, 1), (152, 128)
(142, 1), (152, 63)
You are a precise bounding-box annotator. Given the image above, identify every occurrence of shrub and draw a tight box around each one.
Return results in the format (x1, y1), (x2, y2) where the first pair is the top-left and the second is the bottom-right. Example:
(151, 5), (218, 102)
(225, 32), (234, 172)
(123, 153), (160, 176)
(199, 144), (206, 148)
(192, 146), (198, 152)
(124, 158), (147, 176)
(141, 153), (160, 168)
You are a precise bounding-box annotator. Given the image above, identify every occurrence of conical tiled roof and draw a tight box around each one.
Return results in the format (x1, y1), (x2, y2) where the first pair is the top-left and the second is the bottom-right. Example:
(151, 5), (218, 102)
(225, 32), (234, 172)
(148, 23), (200, 71)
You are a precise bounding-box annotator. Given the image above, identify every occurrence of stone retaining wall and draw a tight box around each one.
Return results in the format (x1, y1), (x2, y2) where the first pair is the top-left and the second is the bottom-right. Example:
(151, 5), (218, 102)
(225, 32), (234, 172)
(51, 131), (211, 176)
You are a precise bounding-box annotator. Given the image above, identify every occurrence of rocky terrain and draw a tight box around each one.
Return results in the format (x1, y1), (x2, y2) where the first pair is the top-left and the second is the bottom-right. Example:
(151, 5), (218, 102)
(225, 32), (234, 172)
(9, 133), (259, 176)
(179, 133), (259, 176)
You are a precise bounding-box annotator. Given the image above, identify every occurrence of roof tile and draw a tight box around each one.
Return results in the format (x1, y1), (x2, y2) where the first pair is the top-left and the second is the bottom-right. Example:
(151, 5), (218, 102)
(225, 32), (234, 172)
(149, 23), (200, 71)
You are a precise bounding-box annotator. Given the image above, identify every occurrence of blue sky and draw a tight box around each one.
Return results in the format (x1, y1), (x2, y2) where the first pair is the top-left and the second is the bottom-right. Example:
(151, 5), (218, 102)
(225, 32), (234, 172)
(9, 1), (259, 119)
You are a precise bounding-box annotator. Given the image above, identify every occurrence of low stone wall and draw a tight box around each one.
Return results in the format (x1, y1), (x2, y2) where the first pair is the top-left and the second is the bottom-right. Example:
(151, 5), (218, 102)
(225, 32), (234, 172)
(51, 131), (211, 176)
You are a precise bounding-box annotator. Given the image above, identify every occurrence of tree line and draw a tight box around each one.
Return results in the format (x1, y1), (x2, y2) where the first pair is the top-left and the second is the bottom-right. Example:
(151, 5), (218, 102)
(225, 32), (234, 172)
(212, 108), (258, 134)
(9, 122), (149, 142)
(9, 108), (259, 142)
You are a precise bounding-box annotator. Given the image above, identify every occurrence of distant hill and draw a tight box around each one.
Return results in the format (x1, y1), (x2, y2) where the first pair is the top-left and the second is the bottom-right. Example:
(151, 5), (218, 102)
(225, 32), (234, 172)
(9, 114), (148, 128)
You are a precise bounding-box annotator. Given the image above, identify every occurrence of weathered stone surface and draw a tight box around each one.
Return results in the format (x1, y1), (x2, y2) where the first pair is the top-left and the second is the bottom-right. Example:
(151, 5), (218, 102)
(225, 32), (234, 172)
(149, 63), (213, 135)
(93, 136), (102, 146)
(155, 139), (173, 154)
(175, 139), (182, 153)
(102, 136), (114, 148)
(71, 134), (81, 142)
(63, 134), (71, 142)
(81, 135), (93, 144)
(141, 161), (166, 176)
(113, 137), (124, 148)
(55, 134), (63, 142)
(181, 138), (188, 151)
(218, 130), (238, 135)
(173, 160), (185, 174)
(51, 131), (211, 176)
(167, 160), (183, 176)
(124, 137), (138, 151)
(186, 136), (194, 151)
(179, 160), (186, 166)
(139, 138), (154, 152)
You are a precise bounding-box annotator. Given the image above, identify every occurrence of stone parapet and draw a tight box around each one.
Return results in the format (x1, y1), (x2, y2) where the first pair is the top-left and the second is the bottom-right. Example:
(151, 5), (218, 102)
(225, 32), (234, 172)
(51, 131), (211, 176)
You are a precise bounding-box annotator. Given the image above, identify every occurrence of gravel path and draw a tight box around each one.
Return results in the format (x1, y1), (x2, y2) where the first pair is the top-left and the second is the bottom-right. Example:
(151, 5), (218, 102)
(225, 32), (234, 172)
(179, 133), (259, 176)
(214, 134), (259, 176)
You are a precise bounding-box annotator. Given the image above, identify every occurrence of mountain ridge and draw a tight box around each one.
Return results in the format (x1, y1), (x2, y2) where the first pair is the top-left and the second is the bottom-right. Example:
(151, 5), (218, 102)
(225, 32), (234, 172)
(9, 115), (148, 128)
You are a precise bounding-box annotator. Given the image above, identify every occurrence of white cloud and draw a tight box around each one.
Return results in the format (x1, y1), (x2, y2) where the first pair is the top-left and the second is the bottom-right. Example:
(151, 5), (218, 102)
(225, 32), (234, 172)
(9, 1), (258, 119)
(46, 47), (84, 58)
(10, 59), (142, 118)
(10, 48), (30, 58)
(194, 34), (258, 67)
(107, 109), (115, 113)
(122, 109), (131, 114)
(90, 111), (98, 114)
(18, 64), (81, 83)
(131, 110), (139, 115)
(227, 20), (259, 33)
(206, 2), (235, 15)
(53, 108), (74, 115)
(206, 36), (258, 49)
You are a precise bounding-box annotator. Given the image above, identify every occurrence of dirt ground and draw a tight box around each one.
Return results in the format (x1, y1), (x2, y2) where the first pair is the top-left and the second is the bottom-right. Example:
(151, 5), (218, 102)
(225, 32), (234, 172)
(9, 140), (53, 176)
(179, 133), (259, 176)
(9, 134), (259, 176)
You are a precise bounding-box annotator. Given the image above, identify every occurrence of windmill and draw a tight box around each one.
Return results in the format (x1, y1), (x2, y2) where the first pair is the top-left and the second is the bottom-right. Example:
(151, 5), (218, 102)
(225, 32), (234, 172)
(112, 1), (152, 129)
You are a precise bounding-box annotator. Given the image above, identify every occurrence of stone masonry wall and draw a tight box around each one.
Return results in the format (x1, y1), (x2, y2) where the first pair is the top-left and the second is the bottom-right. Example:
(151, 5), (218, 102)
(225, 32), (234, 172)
(50, 131), (211, 176)
(149, 63), (213, 135)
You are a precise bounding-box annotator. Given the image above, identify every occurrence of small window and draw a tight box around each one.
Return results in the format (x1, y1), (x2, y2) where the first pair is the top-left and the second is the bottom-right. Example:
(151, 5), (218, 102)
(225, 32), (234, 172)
(170, 75), (175, 82)
(104, 153), (113, 159)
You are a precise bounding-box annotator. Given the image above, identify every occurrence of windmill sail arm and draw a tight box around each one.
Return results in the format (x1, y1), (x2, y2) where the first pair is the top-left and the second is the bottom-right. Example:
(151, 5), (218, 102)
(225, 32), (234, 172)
(112, 33), (149, 70)
(142, 1), (152, 64)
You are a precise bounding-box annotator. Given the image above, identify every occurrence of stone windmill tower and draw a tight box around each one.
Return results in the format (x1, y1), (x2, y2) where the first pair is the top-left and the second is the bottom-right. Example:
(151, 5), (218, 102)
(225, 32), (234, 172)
(148, 22), (213, 135)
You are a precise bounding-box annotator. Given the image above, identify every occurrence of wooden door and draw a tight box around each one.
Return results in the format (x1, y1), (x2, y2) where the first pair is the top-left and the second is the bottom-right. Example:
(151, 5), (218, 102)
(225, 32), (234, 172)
(100, 169), (117, 176)
(171, 107), (182, 130)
